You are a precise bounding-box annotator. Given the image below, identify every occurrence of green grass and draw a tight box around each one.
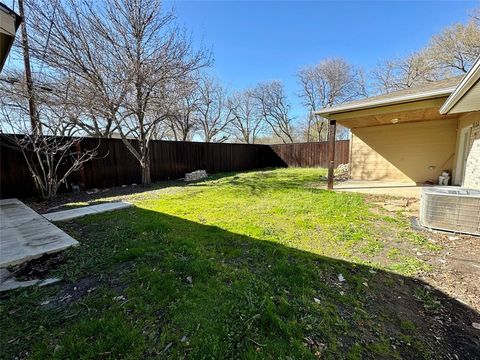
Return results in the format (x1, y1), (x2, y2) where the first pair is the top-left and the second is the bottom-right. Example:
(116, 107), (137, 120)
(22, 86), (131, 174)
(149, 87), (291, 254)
(1, 168), (445, 359)
(413, 288), (442, 312)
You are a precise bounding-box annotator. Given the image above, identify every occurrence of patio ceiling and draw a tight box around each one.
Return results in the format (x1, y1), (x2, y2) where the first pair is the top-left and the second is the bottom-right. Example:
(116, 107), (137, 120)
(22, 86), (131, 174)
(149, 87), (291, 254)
(327, 98), (461, 129)
(315, 76), (464, 129)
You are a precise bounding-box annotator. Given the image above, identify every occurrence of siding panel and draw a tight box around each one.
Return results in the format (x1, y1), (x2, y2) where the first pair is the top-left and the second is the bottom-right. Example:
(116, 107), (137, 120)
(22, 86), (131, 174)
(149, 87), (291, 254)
(350, 120), (458, 183)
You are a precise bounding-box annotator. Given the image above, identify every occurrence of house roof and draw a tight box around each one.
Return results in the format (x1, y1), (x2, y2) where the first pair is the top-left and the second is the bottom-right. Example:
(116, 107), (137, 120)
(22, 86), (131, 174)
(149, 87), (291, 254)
(316, 76), (463, 118)
(440, 57), (480, 114)
(0, 3), (22, 31)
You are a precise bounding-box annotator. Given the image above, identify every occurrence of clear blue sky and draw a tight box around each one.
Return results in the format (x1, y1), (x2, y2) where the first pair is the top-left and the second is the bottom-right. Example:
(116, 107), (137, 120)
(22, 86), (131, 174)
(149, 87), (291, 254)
(167, 0), (477, 117)
(3, 0), (477, 118)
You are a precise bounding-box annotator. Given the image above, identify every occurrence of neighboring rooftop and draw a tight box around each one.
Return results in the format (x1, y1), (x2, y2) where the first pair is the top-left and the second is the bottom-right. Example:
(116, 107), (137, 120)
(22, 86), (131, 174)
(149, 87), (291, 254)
(316, 76), (464, 117)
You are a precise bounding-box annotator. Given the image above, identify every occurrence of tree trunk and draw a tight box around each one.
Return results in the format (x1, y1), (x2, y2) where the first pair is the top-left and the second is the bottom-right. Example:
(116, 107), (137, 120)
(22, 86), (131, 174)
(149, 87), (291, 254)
(18, 0), (41, 134)
(307, 117), (312, 142)
(141, 156), (151, 185)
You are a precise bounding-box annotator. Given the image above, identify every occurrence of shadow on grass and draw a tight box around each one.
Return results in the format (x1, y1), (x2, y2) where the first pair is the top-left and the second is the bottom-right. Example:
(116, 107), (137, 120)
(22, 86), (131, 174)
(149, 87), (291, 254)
(26, 168), (318, 214)
(2, 206), (479, 359)
(24, 170), (266, 213)
(190, 168), (328, 193)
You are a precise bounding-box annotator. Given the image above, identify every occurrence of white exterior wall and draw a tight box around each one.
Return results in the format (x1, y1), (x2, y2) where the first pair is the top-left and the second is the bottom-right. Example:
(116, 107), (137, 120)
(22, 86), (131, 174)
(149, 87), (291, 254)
(464, 121), (480, 189)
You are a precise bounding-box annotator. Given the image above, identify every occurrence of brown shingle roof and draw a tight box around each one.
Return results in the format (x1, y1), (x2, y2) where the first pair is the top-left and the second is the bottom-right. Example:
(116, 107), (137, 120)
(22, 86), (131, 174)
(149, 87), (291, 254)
(316, 76), (464, 117)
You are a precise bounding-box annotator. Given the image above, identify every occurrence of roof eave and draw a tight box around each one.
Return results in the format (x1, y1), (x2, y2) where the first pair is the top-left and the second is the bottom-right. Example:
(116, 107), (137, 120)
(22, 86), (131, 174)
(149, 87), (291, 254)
(439, 57), (480, 115)
(0, 3), (23, 73)
(0, 3), (23, 30)
(316, 88), (456, 119)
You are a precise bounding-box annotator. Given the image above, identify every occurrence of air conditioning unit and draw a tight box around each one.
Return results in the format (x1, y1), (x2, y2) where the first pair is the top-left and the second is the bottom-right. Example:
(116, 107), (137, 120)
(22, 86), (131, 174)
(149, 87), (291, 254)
(420, 187), (480, 236)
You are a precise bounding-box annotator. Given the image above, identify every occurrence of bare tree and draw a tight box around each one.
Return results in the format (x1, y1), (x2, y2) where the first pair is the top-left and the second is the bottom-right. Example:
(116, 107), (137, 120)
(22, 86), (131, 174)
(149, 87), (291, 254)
(426, 19), (480, 74)
(297, 58), (366, 141)
(22, 0), (129, 138)
(166, 80), (201, 141)
(251, 81), (294, 144)
(0, 87), (98, 200)
(228, 90), (265, 144)
(0, 2), (98, 200)
(471, 7), (480, 24)
(372, 12), (480, 94)
(18, 0), (41, 134)
(372, 52), (440, 94)
(25, 0), (210, 184)
(194, 76), (232, 143)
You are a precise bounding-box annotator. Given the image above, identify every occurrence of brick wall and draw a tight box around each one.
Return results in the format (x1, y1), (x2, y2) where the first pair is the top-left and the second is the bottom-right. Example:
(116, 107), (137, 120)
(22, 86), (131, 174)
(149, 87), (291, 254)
(464, 121), (480, 189)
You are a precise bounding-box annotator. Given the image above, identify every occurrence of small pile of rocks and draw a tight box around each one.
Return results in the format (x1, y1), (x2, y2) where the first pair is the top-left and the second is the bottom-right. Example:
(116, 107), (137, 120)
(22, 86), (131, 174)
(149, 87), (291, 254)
(184, 170), (208, 182)
(335, 163), (349, 174)
(334, 163), (350, 182)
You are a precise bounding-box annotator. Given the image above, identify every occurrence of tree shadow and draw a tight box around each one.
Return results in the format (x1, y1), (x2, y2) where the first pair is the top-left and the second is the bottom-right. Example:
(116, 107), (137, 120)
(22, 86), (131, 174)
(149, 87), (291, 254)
(2, 206), (478, 359)
(26, 168), (314, 213)
(24, 170), (259, 213)
(189, 168), (327, 193)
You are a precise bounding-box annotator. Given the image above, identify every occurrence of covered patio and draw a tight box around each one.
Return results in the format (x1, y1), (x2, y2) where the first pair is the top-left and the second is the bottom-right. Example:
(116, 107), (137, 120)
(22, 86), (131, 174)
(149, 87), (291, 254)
(317, 73), (480, 192)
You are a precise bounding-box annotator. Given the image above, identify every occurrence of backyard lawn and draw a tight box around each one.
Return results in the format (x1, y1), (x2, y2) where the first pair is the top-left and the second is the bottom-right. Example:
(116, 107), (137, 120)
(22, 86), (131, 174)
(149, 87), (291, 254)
(1, 168), (479, 359)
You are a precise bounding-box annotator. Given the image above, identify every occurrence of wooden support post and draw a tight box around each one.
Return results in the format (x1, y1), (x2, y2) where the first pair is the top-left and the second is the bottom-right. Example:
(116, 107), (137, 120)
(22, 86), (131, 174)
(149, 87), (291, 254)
(327, 120), (336, 190)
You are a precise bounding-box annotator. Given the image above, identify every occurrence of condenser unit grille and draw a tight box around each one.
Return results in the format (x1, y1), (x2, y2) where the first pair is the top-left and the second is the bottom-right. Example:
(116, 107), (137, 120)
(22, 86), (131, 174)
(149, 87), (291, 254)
(419, 187), (480, 236)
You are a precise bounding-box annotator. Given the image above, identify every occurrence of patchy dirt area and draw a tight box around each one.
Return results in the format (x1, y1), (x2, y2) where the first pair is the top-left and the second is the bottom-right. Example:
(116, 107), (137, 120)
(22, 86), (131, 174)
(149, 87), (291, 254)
(4, 255), (134, 310)
(420, 233), (480, 312)
(367, 194), (480, 313)
(367, 272), (480, 359)
(369, 195), (420, 217)
(8, 252), (67, 280)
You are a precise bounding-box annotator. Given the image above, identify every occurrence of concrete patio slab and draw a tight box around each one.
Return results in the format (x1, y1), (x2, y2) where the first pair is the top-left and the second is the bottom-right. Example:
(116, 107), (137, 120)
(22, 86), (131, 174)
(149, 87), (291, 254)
(43, 201), (132, 222)
(0, 199), (79, 268)
(332, 181), (424, 199)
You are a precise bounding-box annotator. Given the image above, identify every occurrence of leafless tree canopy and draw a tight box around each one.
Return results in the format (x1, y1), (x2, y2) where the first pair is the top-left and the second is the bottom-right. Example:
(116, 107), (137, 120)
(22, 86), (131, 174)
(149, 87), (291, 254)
(298, 58), (367, 110)
(227, 90), (266, 144)
(372, 52), (441, 94)
(426, 19), (480, 74)
(297, 58), (366, 141)
(471, 8), (480, 24)
(251, 81), (295, 144)
(22, 0), (210, 184)
(372, 13), (480, 94)
(194, 76), (233, 143)
(1, 70), (74, 137)
(165, 78), (201, 141)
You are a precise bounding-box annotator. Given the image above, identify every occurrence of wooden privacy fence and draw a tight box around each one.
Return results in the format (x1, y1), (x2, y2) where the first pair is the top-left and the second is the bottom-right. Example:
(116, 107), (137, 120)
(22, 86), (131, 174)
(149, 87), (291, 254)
(270, 140), (350, 168)
(0, 136), (350, 198)
(1, 136), (285, 198)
